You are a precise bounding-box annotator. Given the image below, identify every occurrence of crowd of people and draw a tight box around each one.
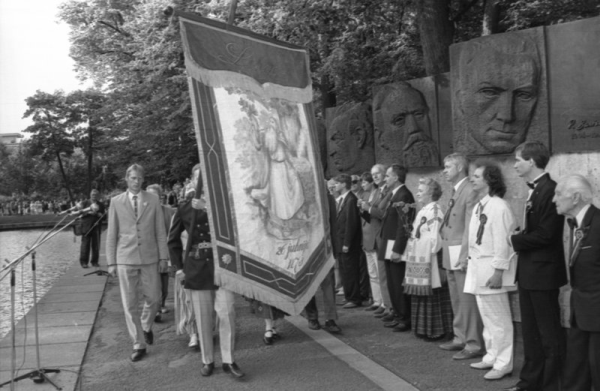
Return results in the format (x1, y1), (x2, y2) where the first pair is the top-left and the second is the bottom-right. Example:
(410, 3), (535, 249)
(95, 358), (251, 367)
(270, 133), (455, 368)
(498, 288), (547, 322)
(0, 199), (70, 215)
(96, 140), (598, 390)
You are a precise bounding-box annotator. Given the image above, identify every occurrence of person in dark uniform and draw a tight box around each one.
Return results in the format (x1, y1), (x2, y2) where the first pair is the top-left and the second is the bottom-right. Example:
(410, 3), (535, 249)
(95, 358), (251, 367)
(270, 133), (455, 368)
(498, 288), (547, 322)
(79, 189), (106, 268)
(168, 164), (244, 379)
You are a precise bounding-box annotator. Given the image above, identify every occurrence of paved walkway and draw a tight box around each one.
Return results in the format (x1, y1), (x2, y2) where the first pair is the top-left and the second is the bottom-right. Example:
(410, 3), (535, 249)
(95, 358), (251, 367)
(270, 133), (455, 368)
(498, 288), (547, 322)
(0, 262), (107, 390)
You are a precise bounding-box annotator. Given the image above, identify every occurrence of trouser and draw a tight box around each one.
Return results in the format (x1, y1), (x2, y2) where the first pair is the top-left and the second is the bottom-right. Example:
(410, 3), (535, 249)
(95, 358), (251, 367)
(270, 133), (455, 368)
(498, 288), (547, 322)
(517, 287), (565, 391)
(117, 264), (161, 350)
(190, 288), (235, 365)
(339, 250), (363, 304)
(378, 259), (391, 308)
(359, 250), (371, 301)
(475, 293), (514, 372)
(364, 250), (382, 306)
(80, 228), (101, 265)
(159, 272), (169, 308)
(305, 270), (338, 321)
(385, 260), (410, 321)
(562, 321), (600, 391)
(446, 269), (484, 352)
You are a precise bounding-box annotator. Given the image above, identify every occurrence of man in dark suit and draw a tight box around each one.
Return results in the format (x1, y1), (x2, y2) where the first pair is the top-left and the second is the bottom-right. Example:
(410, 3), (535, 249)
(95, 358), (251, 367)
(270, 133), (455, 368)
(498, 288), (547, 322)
(506, 142), (567, 391)
(553, 174), (600, 391)
(78, 189), (106, 268)
(333, 174), (363, 308)
(377, 164), (415, 331)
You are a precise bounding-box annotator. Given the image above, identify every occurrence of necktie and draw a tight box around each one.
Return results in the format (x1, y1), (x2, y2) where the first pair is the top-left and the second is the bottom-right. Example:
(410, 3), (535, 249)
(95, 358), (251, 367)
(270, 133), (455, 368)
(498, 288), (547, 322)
(526, 182), (535, 189)
(567, 218), (577, 262)
(475, 202), (486, 245)
(133, 195), (138, 218)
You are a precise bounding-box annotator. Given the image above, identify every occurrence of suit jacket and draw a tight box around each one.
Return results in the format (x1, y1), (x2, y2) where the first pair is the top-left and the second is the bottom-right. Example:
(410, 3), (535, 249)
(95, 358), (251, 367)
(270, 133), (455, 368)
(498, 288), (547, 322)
(361, 185), (388, 253)
(326, 193), (339, 259)
(376, 185), (415, 260)
(440, 179), (477, 269)
(334, 191), (361, 254)
(105, 190), (168, 266)
(359, 189), (377, 251)
(511, 173), (567, 290)
(569, 204), (600, 332)
(168, 201), (217, 291)
(79, 199), (106, 233)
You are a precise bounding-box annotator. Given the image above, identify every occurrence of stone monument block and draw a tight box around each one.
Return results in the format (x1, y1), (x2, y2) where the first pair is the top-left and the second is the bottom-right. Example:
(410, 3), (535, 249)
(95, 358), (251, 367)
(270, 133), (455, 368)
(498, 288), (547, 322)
(373, 78), (443, 167)
(547, 16), (600, 152)
(325, 102), (375, 178)
(450, 27), (549, 156)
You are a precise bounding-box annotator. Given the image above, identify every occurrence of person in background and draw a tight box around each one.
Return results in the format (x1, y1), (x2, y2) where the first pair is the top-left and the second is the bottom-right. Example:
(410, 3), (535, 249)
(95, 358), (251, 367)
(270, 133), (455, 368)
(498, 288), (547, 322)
(79, 189), (106, 268)
(146, 184), (176, 323)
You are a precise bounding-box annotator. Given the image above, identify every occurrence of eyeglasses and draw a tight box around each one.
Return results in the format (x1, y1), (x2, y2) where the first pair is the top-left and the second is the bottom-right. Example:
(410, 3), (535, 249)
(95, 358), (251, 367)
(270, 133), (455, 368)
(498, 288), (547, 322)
(351, 180), (358, 184)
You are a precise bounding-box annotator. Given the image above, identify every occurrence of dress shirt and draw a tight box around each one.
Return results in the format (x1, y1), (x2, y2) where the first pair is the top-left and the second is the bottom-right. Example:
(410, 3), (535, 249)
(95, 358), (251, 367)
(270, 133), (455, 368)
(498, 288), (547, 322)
(337, 190), (350, 211)
(453, 177), (467, 193)
(575, 204), (591, 229)
(128, 190), (142, 209)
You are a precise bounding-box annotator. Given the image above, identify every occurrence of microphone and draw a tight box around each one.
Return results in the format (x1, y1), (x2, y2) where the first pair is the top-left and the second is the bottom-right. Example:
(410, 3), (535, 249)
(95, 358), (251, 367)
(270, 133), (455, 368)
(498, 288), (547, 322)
(59, 205), (79, 215)
(72, 206), (93, 215)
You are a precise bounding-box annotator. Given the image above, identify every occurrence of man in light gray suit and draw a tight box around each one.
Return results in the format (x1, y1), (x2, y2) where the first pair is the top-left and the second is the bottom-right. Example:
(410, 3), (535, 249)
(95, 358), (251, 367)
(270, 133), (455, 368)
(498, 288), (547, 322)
(439, 153), (484, 359)
(106, 164), (169, 362)
(359, 163), (393, 317)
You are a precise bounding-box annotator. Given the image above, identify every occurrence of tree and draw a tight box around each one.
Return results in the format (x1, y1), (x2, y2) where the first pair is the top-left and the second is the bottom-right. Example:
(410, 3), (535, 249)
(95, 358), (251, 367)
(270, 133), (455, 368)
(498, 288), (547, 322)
(23, 90), (77, 202)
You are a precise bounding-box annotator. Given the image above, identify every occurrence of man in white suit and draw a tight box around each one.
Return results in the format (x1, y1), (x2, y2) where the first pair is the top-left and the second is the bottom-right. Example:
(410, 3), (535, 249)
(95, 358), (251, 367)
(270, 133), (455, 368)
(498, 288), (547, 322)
(106, 164), (169, 362)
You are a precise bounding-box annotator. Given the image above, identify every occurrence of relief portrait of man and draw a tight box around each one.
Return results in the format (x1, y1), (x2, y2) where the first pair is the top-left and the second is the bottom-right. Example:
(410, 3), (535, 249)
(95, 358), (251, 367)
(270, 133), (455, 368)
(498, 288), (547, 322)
(373, 82), (440, 167)
(454, 33), (542, 155)
(327, 102), (375, 176)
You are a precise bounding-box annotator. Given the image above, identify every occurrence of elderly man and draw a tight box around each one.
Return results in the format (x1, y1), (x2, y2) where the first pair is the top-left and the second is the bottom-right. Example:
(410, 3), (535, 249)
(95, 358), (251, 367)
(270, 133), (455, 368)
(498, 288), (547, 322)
(439, 153), (484, 360)
(506, 142), (566, 391)
(106, 164), (169, 362)
(553, 174), (600, 391)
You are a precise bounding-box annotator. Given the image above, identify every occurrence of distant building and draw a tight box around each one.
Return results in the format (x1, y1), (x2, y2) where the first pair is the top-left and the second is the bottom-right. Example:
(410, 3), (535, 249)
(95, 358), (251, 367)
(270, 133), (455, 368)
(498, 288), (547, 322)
(0, 133), (24, 153)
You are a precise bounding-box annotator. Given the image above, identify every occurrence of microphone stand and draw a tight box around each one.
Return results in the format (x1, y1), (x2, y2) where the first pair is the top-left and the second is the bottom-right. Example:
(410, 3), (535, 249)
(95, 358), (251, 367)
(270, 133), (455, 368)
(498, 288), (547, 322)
(0, 218), (79, 390)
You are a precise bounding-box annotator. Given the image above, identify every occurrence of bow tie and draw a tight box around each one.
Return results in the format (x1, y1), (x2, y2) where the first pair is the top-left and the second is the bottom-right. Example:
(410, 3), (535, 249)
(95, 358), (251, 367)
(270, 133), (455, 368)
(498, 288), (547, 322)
(567, 218), (578, 230)
(526, 182), (535, 190)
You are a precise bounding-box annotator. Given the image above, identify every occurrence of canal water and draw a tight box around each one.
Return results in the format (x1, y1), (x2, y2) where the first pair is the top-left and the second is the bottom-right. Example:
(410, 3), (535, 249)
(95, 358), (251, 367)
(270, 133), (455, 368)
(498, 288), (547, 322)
(0, 228), (78, 338)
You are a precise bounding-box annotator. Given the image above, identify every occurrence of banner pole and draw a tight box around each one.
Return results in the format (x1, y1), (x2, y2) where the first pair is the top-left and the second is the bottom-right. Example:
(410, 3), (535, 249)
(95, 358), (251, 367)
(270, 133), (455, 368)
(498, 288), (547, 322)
(228, 0), (238, 25)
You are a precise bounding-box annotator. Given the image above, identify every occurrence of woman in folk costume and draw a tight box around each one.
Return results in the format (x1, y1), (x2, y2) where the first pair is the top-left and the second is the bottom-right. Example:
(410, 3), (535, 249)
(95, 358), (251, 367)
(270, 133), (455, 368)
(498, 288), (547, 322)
(401, 177), (453, 340)
(464, 160), (517, 381)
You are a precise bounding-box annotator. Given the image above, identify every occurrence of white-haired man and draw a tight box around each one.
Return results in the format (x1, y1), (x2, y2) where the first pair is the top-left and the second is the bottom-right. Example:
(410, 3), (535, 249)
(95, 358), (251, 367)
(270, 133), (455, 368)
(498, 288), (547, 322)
(553, 174), (600, 391)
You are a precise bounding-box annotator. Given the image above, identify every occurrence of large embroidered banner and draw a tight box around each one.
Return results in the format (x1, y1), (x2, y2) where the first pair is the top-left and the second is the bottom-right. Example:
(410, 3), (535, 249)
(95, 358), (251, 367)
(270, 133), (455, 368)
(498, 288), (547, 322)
(177, 11), (334, 315)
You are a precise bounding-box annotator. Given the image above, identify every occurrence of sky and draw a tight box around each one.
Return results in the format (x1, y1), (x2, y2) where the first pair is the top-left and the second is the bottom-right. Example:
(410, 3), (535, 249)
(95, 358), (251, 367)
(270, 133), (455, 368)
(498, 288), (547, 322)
(0, 0), (85, 135)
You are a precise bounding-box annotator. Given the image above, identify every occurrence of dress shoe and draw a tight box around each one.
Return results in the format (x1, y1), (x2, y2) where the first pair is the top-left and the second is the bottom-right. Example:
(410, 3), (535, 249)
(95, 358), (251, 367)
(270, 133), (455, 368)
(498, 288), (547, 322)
(470, 361), (494, 370)
(372, 307), (386, 315)
(222, 362), (245, 379)
(323, 320), (341, 334)
(130, 348), (146, 362)
(336, 300), (348, 306)
(342, 302), (360, 309)
(154, 312), (162, 323)
(81, 263), (89, 269)
(383, 320), (400, 328)
(503, 385), (527, 391)
(200, 362), (214, 377)
(484, 368), (512, 380)
(272, 330), (281, 341)
(364, 304), (380, 311)
(91, 263), (99, 268)
(308, 319), (321, 330)
(263, 330), (274, 345)
(453, 349), (484, 360)
(380, 313), (396, 322)
(188, 334), (199, 350)
(144, 330), (154, 345)
(439, 341), (465, 351)
(392, 323), (411, 332)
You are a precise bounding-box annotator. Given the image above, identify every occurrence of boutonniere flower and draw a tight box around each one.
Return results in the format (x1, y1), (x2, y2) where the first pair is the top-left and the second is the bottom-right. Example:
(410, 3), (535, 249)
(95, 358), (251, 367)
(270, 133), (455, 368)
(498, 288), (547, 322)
(222, 253), (232, 265)
(525, 200), (533, 213)
(571, 225), (591, 266)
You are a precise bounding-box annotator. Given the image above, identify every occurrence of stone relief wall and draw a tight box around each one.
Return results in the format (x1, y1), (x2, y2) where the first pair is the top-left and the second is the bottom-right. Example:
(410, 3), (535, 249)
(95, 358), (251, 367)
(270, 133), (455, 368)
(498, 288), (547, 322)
(450, 27), (549, 156)
(325, 102), (375, 178)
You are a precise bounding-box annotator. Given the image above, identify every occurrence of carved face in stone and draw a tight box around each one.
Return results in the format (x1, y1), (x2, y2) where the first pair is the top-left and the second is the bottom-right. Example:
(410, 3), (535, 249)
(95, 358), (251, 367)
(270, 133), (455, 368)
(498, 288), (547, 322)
(457, 39), (540, 155)
(375, 83), (439, 167)
(328, 102), (374, 174)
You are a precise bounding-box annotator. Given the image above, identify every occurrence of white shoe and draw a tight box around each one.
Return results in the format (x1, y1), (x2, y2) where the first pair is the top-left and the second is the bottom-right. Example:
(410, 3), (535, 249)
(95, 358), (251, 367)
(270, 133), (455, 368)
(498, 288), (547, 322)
(188, 334), (199, 349)
(484, 368), (511, 380)
(470, 361), (494, 370)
